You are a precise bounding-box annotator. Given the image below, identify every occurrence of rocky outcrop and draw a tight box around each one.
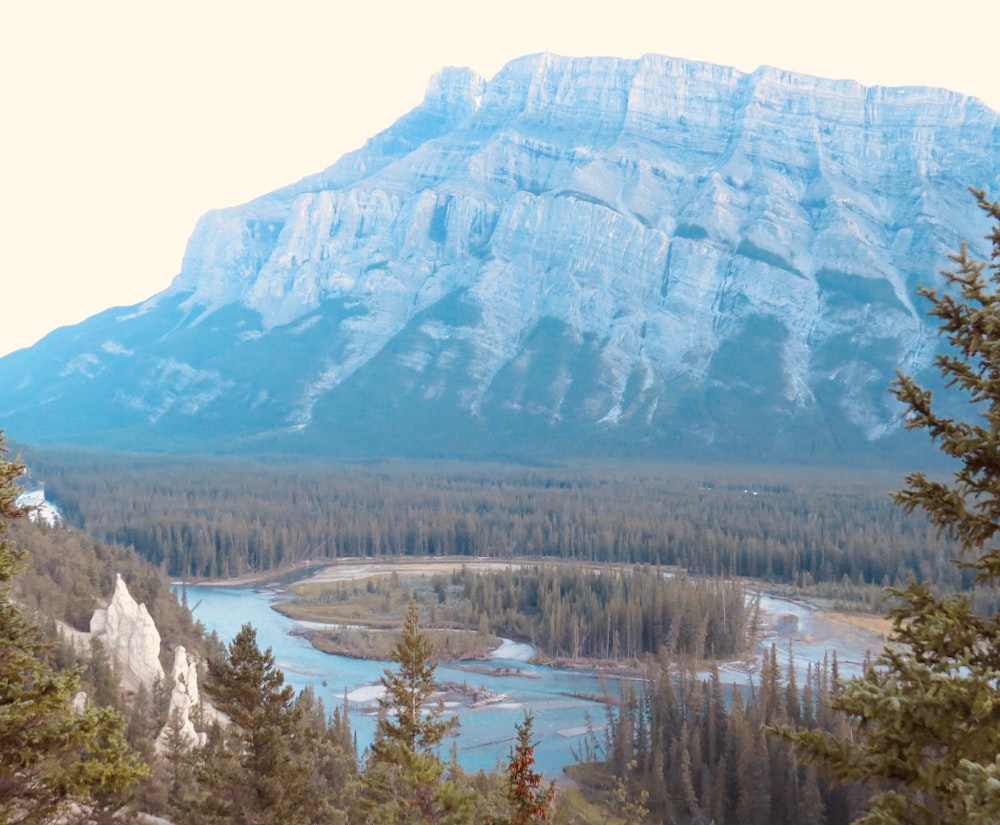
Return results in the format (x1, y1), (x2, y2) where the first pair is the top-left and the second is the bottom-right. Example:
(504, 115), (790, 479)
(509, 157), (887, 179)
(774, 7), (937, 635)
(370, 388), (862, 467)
(155, 644), (227, 752)
(156, 646), (205, 751)
(71, 690), (88, 714)
(90, 574), (164, 692)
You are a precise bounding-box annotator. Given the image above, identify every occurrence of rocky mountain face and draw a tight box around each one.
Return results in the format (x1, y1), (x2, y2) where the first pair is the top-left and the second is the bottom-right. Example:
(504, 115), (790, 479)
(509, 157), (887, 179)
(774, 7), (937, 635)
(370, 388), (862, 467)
(2, 53), (998, 463)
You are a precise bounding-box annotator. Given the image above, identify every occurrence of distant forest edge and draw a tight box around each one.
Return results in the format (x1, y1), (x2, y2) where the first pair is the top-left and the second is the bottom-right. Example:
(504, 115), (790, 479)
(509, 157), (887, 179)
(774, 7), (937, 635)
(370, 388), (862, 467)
(24, 450), (975, 601)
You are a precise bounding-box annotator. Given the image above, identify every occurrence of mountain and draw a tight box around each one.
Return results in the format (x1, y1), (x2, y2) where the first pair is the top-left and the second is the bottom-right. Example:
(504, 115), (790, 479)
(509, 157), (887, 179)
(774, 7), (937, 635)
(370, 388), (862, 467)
(2, 53), (998, 463)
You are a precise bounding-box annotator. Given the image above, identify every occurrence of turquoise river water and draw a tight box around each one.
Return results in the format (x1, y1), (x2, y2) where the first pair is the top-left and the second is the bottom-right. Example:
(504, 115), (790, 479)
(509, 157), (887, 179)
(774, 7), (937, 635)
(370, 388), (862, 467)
(182, 584), (622, 775)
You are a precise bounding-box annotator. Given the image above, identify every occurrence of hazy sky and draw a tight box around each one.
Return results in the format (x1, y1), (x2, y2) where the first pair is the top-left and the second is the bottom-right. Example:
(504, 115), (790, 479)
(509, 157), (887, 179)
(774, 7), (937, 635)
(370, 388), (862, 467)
(3, 0), (998, 357)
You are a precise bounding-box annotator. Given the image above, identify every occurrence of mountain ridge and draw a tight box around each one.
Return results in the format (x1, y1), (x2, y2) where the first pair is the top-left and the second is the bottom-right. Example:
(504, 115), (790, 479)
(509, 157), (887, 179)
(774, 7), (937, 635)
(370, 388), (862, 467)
(2, 52), (998, 463)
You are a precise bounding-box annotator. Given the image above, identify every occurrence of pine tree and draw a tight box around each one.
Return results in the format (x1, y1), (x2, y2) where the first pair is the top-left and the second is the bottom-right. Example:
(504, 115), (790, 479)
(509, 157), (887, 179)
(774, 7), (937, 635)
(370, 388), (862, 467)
(200, 622), (313, 824)
(735, 722), (770, 825)
(358, 600), (470, 825)
(784, 189), (1000, 825)
(610, 760), (650, 825)
(496, 712), (555, 825)
(149, 706), (205, 820)
(0, 434), (147, 823)
(372, 601), (456, 756)
(292, 684), (358, 824)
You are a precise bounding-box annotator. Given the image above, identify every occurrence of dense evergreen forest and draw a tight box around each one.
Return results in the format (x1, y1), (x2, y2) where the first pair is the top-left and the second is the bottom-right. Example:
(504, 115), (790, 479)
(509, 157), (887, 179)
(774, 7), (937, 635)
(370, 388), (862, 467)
(447, 565), (750, 659)
(592, 651), (867, 825)
(8, 504), (853, 824)
(4, 429), (982, 823)
(0, 445), (928, 823)
(4, 498), (553, 823)
(9, 520), (200, 644)
(27, 450), (966, 598)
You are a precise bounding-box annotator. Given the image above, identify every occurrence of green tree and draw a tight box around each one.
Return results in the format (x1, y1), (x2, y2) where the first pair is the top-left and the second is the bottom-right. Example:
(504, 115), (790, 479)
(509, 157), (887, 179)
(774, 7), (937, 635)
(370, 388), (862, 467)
(358, 600), (472, 825)
(291, 684), (358, 825)
(495, 712), (555, 825)
(200, 622), (313, 824)
(784, 189), (1000, 825)
(0, 434), (147, 823)
(373, 601), (457, 755)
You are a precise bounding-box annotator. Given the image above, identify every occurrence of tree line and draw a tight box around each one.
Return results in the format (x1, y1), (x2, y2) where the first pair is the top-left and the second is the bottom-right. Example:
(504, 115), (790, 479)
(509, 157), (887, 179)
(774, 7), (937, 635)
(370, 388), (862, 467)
(0, 437), (854, 824)
(26, 452), (966, 596)
(435, 565), (750, 660)
(286, 563), (750, 661)
(592, 650), (867, 825)
(9, 519), (201, 644)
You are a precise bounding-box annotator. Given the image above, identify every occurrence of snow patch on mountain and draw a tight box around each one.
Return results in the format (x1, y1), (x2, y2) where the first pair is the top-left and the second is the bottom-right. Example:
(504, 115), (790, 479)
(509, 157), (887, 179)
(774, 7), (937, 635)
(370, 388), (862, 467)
(102, 340), (133, 356)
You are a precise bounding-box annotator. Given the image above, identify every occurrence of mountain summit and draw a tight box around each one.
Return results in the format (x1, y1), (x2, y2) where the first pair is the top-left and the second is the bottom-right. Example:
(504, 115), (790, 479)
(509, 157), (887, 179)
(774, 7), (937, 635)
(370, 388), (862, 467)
(3, 53), (999, 462)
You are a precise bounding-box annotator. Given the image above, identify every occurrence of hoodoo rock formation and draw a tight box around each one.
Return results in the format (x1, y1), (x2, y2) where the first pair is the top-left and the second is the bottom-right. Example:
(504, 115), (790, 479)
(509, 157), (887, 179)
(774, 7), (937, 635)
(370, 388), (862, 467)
(156, 645), (207, 751)
(90, 573), (164, 692)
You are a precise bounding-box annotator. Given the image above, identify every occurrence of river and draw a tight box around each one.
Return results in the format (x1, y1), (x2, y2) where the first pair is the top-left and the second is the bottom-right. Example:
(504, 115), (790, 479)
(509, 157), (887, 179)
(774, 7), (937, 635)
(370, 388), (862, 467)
(182, 580), (885, 775)
(183, 584), (621, 775)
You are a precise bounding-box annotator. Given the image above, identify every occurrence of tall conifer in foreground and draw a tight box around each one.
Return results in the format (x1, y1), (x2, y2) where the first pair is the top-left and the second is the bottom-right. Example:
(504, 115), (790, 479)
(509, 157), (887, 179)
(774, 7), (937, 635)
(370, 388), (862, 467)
(0, 434), (146, 823)
(200, 622), (319, 824)
(785, 190), (1000, 825)
(358, 600), (472, 824)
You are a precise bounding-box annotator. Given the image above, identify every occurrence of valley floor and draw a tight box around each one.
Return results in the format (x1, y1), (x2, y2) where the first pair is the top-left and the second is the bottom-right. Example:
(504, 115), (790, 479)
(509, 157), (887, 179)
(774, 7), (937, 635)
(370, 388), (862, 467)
(193, 556), (890, 682)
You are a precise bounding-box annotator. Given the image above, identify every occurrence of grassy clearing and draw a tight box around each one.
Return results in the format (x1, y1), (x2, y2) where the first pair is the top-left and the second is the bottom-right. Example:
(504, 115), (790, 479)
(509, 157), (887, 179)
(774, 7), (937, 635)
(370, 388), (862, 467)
(278, 572), (450, 624)
(274, 570), (500, 660)
(553, 784), (614, 825)
(303, 626), (500, 661)
(824, 609), (893, 638)
(274, 599), (405, 628)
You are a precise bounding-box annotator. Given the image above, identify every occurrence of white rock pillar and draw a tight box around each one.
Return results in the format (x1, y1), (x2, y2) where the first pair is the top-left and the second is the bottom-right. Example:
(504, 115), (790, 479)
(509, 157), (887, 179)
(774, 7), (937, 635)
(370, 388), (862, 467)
(90, 573), (165, 691)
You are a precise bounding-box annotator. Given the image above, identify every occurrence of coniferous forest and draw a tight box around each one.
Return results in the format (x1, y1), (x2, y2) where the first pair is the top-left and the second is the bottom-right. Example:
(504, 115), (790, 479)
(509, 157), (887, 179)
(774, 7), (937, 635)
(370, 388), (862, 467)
(1, 438), (881, 825)
(0, 438), (967, 825)
(5, 513), (867, 824)
(593, 651), (868, 825)
(437, 564), (750, 660)
(283, 564), (751, 661)
(3, 445), (974, 823)
(25, 450), (968, 601)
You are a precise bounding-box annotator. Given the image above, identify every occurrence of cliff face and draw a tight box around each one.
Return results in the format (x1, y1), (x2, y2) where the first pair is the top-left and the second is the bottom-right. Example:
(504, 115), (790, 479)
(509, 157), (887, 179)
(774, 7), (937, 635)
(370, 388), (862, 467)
(2, 53), (998, 462)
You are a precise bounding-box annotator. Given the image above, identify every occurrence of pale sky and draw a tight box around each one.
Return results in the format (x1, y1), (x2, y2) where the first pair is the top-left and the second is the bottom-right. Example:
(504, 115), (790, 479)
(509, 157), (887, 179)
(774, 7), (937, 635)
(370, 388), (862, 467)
(2, 0), (998, 358)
